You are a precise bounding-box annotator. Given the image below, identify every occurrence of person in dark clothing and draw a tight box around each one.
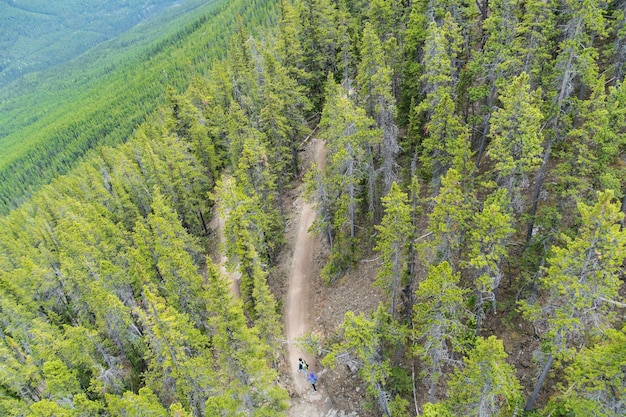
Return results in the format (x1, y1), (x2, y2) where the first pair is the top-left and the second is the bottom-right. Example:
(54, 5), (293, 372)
(298, 357), (308, 376)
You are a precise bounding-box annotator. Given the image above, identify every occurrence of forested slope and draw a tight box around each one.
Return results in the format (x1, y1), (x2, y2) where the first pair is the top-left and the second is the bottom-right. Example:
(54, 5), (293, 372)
(0, 0), (625, 416)
(0, 0), (274, 214)
(0, 0), (184, 86)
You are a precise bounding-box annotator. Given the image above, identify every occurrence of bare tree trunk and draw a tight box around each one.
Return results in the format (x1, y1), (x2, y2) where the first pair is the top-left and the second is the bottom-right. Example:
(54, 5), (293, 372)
(524, 353), (554, 411)
(526, 135), (553, 243)
(621, 186), (626, 230)
(475, 83), (497, 170)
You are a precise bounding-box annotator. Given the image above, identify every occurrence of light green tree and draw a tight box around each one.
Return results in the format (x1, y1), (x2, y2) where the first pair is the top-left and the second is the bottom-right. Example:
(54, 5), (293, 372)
(323, 304), (406, 417)
(425, 168), (473, 268)
(413, 261), (470, 403)
(464, 188), (514, 330)
(527, 0), (609, 240)
(446, 336), (523, 416)
(374, 182), (412, 317)
(106, 387), (171, 417)
(473, 0), (524, 169)
(520, 190), (626, 411)
(487, 72), (543, 214)
(550, 327), (626, 416)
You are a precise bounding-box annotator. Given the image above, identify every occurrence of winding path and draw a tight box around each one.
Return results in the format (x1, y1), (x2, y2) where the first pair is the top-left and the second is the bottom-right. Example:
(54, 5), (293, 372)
(285, 138), (334, 417)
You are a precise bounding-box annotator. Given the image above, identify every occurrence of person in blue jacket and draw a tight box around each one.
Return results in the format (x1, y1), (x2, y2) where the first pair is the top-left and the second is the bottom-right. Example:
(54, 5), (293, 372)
(307, 371), (318, 391)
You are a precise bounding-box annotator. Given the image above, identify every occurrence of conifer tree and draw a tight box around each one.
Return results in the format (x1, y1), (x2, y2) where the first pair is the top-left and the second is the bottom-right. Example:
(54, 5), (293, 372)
(323, 305), (405, 417)
(487, 72), (543, 214)
(413, 261), (470, 403)
(425, 168), (473, 268)
(465, 188), (513, 331)
(295, 0), (339, 108)
(259, 50), (311, 211)
(203, 261), (288, 416)
(416, 16), (472, 183)
(610, 1), (626, 83)
(138, 286), (214, 416)
(374, 182), (412, 317)
(473, 0), (524, 169)
(552, 327), (626, 416)
(554, 76), (623, 209)
(106, 387), (171, 417)
(357, 22), (400, 195)
(316, 77), (380, 279)
(527, 0), (609, 240)
(519, 0), (558, 86)
(276, 0), (306, 81)
(131, 190), (207, 329)
(446, 336), (523, 416)
(521, 190), (626, 410)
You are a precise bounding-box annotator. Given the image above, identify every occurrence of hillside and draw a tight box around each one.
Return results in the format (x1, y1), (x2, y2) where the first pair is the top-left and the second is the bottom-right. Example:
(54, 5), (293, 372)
(0, 0), (275, 213)
(0, 0), (183, 86)
(0, 1), (625, 417)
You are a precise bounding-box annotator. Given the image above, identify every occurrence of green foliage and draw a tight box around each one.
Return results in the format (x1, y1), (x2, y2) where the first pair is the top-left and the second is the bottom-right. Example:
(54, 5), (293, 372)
(446, 336), (523, 416)
(323, 305), (406, 416)
(0, 0), (189, 86)
(413, 261), (471, 402)
(374, 182), (412, 316)
(464, 188), (514, 325)
(487, 72), (543, 213)
(106, 387), (170, 416)
(520, 190), (626, 358)
(549, 327), (626, 417)
(314, 76), (381, 279)
(424, 168), (474, 268)
(2, 1), (626, 415)
(0, 0), (278, 214)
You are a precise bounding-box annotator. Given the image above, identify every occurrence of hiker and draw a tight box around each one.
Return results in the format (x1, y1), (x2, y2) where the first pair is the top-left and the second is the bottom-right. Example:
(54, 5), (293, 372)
(307, 371), (318, 391)
(298, 358), (308, 375)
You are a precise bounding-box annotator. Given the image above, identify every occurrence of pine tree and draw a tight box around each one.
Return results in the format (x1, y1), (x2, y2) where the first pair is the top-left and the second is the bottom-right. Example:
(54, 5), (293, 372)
(323, 304), (406, 417)
(413, 261), (470, 403)
(552, 327), (626, 416)
(203, 261), (289, 416)
(295, 0), (340, 108)
(473, 0), (524, 169)
(316, 77), (380, 280)
(374, 182), (412, 317)
(464, 188), (514, 331)
(610, 1), (626, 83)
(416, 15), (472, 183)
(554, 76), (623, 210)
(521, 190), (626, 411)
(105, 388), (171, 417)
(357, 22), (400, 195)
(424, 168), (474, 268)
(446, 336), (523, 416)
(259, 49), (311, 212)
(138, 286), (214, 416)
(527, 0), (609, 241)
(131, 189), (207, 330)
(519, 0), (558, 86)
(487, 72), (543, 214)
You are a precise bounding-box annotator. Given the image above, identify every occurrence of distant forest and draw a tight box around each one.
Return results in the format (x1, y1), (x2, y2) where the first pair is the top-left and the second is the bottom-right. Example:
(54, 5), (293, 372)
(0, 0), (625, 416)
(0, 0), (187, 86)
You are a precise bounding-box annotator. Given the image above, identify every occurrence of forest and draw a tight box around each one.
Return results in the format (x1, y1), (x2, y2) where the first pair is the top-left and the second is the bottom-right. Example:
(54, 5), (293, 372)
(0, 0), (274, 214)
(0, 0), (188, 87)
(0, 0), (625, 416)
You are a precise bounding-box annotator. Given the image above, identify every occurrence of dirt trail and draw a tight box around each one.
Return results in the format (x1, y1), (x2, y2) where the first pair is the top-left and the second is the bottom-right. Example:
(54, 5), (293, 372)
(208, 201), (241, 298)
(285, 138), (336, 417)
